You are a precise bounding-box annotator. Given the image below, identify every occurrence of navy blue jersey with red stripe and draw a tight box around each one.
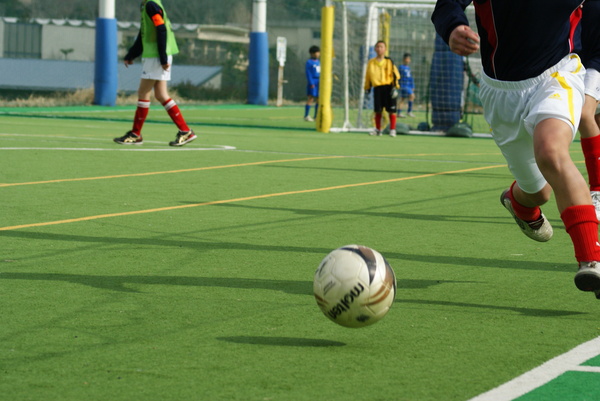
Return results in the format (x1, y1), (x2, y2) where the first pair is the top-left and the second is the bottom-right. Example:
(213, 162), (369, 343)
(432, 0), (586, 81)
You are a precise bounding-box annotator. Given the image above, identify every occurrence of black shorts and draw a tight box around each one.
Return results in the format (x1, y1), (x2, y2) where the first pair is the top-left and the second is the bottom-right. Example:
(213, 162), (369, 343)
(373, 85), (397, 113)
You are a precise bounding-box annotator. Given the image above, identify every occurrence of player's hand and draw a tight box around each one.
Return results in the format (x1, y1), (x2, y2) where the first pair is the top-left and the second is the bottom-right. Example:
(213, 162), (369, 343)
(162, 63), (170, 71)
(449, 25), (480, 56)
(124, 59), (134, 68)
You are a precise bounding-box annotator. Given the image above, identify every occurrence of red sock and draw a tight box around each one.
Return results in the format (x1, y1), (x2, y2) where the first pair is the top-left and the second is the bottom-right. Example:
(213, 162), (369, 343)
(389, 113), (397, 130)
(561, 205), (600, 262)
(132, 99), (150, 136)
(375, 113), (382, 130)
(162, 98), (190, 132)
(508, 181), (541, 221)
(581, 135), (600, 191)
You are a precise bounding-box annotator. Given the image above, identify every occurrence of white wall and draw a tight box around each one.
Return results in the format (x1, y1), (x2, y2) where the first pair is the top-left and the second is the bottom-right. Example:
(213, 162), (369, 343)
(41, 24), (123, 61)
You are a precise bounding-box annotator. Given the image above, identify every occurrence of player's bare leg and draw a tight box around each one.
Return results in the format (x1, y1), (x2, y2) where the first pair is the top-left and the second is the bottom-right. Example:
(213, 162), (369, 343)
(305, 95), (316, 122)
(114, 79), (156, 145)
(151, 80), (196, 146)
(534, 118), (600, 295)
(579, 95), (600, 219)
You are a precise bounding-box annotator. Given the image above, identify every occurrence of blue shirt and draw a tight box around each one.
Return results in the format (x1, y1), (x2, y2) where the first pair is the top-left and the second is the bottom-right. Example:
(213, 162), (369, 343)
(398, 64), (414, 90)
(305, 58), (320, 87)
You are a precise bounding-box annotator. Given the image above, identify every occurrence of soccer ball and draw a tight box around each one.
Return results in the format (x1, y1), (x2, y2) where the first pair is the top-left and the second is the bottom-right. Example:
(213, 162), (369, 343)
(313, 245), (397, 328)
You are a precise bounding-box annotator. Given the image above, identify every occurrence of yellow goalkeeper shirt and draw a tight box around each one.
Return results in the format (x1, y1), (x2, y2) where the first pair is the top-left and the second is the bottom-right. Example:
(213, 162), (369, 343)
(364, 57), (400, 90)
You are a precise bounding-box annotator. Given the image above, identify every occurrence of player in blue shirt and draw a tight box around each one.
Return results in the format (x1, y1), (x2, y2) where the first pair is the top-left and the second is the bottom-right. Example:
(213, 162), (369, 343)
(304, 45), (320, 122)
(397, 53), (415, 118)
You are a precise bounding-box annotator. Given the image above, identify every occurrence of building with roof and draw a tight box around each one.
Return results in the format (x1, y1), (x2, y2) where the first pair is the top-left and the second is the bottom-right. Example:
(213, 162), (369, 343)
(0, 17), (231, 92)
(0, 58), (221, 93)
(0, 16), (322, 97)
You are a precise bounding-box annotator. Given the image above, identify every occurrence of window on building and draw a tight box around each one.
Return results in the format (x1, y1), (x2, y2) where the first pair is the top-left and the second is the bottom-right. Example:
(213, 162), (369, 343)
(4, 22), (42, 58)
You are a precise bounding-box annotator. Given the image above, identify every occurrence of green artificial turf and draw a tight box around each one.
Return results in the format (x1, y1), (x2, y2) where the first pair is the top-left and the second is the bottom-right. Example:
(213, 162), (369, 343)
(0, 103), (492, 133)
(1, 107), (599, 401)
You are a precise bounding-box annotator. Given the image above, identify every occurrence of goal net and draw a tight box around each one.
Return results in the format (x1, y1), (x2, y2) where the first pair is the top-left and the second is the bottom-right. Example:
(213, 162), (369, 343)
(328, 1), (484, 135)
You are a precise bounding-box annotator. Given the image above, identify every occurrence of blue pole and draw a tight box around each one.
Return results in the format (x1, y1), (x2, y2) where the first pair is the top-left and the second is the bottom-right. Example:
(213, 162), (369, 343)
(248, 32), (269, 105)
(94, 17), (118, 106)
(248, 0), (268, 105)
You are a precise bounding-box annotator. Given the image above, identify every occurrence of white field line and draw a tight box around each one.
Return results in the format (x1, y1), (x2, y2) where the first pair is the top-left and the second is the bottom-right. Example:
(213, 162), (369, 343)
(0, 146), (236, 151)
(468, 336), (600, 401)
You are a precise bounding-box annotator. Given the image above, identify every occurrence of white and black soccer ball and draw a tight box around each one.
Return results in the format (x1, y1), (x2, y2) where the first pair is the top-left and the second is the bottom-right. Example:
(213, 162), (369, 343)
(313, 245), (397, 328)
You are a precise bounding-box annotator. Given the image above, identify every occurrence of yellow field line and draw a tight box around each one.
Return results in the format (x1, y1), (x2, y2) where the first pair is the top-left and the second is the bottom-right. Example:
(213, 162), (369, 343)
(0, 156), (346, 187)
(0, 164), (505, 231)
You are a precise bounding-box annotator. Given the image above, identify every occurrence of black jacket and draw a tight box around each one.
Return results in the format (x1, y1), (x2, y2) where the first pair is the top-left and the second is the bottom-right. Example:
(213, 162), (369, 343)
(432, 0), (587, 81)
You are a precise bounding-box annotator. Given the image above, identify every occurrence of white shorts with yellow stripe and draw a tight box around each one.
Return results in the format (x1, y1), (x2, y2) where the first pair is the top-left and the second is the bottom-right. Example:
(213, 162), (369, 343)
(479, 53), (585, 194)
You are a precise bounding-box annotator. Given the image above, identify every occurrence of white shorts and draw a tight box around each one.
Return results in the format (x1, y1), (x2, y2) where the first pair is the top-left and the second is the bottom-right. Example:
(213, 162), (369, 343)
(141, 55), (173, 81)
(479, 53), (585, 194)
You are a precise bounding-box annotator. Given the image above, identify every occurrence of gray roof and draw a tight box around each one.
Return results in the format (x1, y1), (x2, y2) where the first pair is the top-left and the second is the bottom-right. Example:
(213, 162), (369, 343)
(0, 58), (221, 92)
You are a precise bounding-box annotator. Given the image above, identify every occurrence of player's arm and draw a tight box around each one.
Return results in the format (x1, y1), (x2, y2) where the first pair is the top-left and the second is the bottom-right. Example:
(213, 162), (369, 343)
(448, 25), (479, 56)
(431, 0), (471, 42)
(393, 64), (401, 89)
(305, 61), (316, 87)
(124, 33), (142, 65)
(363, 62), (370, 92)
(406, 67), (415, 89)
(145, 1), (169, 67)
(431, 0), (479, 55)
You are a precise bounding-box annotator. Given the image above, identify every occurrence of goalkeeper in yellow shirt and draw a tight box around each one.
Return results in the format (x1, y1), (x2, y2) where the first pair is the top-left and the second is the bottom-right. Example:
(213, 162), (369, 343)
(364, 41), (401, 137)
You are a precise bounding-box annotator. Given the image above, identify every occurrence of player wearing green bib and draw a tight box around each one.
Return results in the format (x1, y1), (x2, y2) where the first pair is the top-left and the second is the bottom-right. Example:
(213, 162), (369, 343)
(114, 0), (196, 147)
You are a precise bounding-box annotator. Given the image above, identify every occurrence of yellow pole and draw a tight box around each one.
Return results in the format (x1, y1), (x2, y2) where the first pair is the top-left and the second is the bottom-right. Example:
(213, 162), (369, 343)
(316, 4), (334, 133)
(380, 12), (390, 55)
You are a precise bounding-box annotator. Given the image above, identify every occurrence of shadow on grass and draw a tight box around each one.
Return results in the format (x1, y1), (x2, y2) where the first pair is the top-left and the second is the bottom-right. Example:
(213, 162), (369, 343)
(190, 192), (566, 231)
(0, 272), (449, 294)
(396, 299), (584, 317)
(260, 163), (506, 177)
(1, 230), (571, 273)
(0, 272), (584, 317)
(216, 336), (346, 347)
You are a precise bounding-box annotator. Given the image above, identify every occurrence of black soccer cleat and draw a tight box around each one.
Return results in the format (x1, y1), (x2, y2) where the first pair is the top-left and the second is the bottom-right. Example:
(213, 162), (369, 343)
(114, 131), (143, 145)
(169, 130), (197, 147)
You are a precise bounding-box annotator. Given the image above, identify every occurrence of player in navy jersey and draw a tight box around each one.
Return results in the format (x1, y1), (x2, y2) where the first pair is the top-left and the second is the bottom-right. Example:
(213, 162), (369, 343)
(114, 0), (196, 147)
(304, 46), (320, 122)
(578, 1), (600, 219)
(432, 0), (600, 298)
(397, 53), (415, 118)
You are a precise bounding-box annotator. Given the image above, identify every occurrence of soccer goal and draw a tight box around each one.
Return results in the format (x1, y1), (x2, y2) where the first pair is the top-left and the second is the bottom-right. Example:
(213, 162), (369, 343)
(326, 1), (483, 136)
